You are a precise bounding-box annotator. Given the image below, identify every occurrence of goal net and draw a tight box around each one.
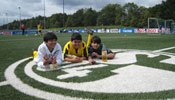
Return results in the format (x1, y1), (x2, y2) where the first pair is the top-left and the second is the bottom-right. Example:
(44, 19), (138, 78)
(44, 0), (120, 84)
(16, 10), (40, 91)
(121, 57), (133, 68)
(148, 17), (175, 34)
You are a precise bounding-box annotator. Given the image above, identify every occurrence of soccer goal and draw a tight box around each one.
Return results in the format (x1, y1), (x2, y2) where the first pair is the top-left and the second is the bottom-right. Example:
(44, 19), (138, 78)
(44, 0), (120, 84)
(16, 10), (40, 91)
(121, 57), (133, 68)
(148, 17), (175, 34)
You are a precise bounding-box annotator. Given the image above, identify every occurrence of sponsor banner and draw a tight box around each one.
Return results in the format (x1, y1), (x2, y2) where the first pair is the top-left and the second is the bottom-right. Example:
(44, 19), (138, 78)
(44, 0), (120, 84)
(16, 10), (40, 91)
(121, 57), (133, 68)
(25, 31), (38, 34)
(135, 29), (147, 33)
(120, 29), (135, 33)
(73, 29), (80, 33)
(110, 29), (120, 33)
(147, 28), (159, 33)
(12, 31), (22, 35)
(79, 30), (85, 33)
(0, 31), (12, 35)
(135, 28), (166, 33)
(97, 29), (111, 33)
(97, 29), (103, 33)
(61, 29), (98, 33)
(92, 29), (98, 33)
(12, 31), (38, 35)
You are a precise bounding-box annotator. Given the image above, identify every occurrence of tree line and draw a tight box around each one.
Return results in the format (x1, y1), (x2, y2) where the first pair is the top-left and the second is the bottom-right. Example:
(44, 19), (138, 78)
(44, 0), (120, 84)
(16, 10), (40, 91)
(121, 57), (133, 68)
(0, 0), (174, 30)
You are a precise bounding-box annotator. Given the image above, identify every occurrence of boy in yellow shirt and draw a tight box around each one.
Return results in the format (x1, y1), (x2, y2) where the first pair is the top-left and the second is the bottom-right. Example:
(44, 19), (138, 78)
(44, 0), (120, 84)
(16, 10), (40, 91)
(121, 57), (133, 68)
(37, 23), (42, 36)
(63, 33), (88, 63)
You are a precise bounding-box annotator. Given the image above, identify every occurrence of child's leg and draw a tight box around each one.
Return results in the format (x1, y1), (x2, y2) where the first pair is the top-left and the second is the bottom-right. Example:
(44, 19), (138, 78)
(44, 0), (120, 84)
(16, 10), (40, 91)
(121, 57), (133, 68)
(87, 34), (92, 46)
(33, 51), (38, 59)
(38, 32), (41, 36)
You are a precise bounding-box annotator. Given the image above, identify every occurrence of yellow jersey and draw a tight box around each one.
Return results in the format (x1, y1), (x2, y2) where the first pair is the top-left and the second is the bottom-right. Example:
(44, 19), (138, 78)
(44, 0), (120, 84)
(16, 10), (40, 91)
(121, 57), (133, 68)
(38, 24), (41, 31)
(63, 41), (88, 58)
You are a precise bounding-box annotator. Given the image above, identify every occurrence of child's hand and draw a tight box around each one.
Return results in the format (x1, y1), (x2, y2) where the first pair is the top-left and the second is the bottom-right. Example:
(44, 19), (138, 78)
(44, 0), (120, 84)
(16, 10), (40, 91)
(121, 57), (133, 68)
(51, 56), (56, 64)
(92, 52), (101, 58)
(89, 59), (96, 64)
(43, 54), (48, 65)
(91, 52), (98, 57)
(71, 57), (82, 63)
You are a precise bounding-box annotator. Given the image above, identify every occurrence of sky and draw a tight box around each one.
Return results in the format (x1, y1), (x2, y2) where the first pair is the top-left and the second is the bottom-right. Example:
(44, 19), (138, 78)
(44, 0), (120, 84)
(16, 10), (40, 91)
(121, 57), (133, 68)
(0, 0), (163, 26)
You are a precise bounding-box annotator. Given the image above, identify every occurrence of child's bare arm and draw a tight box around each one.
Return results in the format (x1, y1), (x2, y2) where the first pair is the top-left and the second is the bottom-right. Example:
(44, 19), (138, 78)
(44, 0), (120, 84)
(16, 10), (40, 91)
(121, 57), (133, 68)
(107, 53), (115, 59)
(64, 57), (82, 63)
(88, 56), (96, 64)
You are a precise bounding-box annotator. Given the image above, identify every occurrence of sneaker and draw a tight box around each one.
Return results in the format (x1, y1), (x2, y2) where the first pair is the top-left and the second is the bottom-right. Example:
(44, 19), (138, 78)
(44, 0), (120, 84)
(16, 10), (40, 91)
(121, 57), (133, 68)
(85, 28), (94, 35)
(87, 29), (93, 35)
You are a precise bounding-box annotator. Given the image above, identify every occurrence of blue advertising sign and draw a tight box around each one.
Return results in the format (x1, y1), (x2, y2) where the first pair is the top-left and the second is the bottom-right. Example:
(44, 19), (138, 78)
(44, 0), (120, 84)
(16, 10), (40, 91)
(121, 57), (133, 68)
(120, 29), (135, 33)
(12, 31), (38, 35)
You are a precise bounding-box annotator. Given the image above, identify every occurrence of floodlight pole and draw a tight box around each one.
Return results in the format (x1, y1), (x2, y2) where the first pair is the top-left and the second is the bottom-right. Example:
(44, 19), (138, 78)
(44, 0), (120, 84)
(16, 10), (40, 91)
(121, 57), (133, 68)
(148, 18), (149, 33)
(0, 12), (3, 27)
(63, 0), (65, 28)
(0, 12), (1, 26)
(3, 13), (5, 26)
(18, 7), (21, 29)
(5, 13), (8, 30)
(43, 0), (46, 29)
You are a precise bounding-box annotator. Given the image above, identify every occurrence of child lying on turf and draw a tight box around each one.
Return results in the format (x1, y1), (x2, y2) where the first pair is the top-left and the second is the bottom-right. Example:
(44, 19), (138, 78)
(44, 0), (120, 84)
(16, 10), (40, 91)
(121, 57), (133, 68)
(88, 36), (115, 64)
(34, 32), (62, 69)
(63, 33), (88, 63)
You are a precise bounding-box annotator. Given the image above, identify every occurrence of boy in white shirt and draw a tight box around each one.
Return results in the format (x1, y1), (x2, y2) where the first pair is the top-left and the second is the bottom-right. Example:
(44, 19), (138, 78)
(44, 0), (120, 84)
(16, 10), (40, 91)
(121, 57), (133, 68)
(34, 32), (62, 69)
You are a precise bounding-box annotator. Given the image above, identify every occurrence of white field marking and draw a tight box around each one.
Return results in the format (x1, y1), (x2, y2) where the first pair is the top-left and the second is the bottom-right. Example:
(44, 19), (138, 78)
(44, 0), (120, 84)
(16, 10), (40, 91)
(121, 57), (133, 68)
(57, 64), (108, 79)
(56, 50), (175, 80)
(0, 81), (9, 86)
(0, 38), (41, 42)
(153, 46), (175, 53)
(100, 37), (160, 39)
(95, 50), (159, 65)
(57, 50), (169, 79)
(110, 49), (175, 65)
(160, 53), (175, 65)
(39, 50), (160, 78)
(37, 61), (90, 72)
(25, 61), (175, 93)
(5, 58), (88, 100)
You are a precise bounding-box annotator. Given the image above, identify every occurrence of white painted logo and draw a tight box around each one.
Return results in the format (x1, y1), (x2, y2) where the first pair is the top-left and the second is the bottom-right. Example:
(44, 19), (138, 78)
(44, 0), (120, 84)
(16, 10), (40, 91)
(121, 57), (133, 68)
(3, 47), (175, 99)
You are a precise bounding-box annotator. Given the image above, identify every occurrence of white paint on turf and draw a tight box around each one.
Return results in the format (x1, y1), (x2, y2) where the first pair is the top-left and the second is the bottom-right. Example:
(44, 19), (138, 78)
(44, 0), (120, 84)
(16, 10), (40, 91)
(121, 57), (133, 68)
(153, 46), (175, 53)
(0, 81), (9, 86)
(25, 60), (175, 93)
(160, 54), (175, 65)
(25, 49), (175, 93)
(95, 50), (159, 65)
(57, 64), (108, 79)
(5, 58), (88, 100)
(37, 61), (89, 72)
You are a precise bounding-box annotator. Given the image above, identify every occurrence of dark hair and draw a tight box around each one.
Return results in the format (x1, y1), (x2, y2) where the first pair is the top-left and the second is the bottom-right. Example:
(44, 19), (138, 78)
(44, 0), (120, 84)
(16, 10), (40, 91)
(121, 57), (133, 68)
(71, 33), (82, 41)
(91, 36), (101, 44)
(43, 32), (57, 42)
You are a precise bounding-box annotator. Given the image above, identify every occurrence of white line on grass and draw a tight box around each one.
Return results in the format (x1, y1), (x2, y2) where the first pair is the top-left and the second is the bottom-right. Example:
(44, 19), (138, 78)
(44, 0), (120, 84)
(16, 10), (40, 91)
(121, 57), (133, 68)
(5, 58), (89, 100)
(100, 37), (160, 39)
(153, 46), (175, 53)
(0, 81), (9, 86)
(26, 60), (175, 93)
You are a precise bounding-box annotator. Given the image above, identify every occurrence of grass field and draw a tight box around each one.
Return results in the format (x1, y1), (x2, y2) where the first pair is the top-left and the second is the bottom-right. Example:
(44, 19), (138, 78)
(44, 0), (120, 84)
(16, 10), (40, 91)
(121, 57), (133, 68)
(0, 33), (175, 100)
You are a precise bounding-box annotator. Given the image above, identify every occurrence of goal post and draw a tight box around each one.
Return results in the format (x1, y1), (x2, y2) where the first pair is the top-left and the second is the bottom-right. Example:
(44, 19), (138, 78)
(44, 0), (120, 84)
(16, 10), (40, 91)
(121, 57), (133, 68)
(148, 17), (175, 34)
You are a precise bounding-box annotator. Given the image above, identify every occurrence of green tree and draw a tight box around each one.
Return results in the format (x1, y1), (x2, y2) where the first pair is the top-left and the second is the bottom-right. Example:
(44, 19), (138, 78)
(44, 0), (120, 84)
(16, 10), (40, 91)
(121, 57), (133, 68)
(65, 15), (73, 27)
(72, 9), (84, 27)
(161, 0), (175, 20)
(114, 4), (125, 25)
(97, 4), (119, 26)
(138, 6), (150, 28)
(83, 8), (97, 26)
(123, 3), (139, 27)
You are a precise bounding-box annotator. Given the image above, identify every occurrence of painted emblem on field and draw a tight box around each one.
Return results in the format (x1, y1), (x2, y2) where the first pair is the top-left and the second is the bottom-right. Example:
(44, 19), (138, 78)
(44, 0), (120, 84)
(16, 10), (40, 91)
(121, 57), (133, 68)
(4, 47), (175, 99)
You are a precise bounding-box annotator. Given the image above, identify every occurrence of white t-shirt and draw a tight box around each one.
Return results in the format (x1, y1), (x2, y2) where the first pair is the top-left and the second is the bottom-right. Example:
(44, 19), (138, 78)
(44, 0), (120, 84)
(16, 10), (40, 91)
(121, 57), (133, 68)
(34, 42), (62, 67)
